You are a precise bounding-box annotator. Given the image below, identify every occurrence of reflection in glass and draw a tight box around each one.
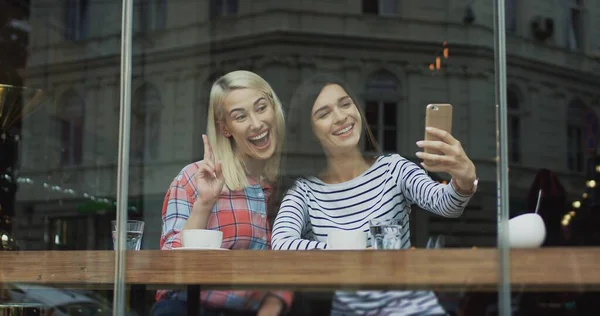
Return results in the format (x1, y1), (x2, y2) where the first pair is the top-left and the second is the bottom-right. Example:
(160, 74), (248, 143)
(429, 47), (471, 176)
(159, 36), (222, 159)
(131, 83), (162, 163)
(210, 0), (238, 18)
(566, 0), (584, 51)
(0, 85), (47, 251)
(49, 217), (89, 250)
(134, 0), (166, 34)
(64, 0), (89, 41)
(364, 71), (400, 153)
(57, 90), (84, 167)
(507, 85), (521, 164)
(566, 100), (591, 173)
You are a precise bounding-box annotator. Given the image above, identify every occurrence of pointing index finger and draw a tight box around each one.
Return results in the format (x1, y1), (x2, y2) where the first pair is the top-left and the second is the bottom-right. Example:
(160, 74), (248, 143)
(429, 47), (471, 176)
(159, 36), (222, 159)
(203, 134), (215, 162)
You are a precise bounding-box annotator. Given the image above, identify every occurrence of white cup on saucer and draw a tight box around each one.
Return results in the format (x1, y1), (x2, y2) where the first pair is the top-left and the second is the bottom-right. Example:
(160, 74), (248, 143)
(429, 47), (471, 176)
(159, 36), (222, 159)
(182, 229), (223, 249)
(508, 213), (546, 248)
(327, 230), (367, 250)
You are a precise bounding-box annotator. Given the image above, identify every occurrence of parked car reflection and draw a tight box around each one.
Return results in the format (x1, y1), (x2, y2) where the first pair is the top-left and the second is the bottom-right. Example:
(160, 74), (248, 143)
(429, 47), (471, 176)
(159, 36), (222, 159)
(7, 284), (117, 316)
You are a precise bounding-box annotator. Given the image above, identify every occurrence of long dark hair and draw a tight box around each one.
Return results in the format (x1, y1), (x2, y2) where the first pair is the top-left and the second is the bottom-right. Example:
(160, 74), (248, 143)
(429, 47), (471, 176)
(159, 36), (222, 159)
(267, 73), (381, 225)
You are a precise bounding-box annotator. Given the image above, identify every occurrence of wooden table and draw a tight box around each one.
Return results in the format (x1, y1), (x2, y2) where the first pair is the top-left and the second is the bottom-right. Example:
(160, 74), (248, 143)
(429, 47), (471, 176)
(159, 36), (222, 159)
(1, 248), (599, 290)
(2, 248), (599, 314)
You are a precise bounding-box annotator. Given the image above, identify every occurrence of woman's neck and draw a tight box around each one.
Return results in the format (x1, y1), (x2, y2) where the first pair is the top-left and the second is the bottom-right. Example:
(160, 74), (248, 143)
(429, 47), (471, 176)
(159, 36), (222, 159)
(320, 149), (372, 184)
(242, 155), (266, 182)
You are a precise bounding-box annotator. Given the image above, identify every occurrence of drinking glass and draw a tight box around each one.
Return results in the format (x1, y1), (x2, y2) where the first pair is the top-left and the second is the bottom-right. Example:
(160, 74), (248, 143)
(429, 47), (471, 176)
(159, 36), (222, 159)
(426, 235), (446, 249)
(369, 218), (403, 250)
(111, 220), (145, 250)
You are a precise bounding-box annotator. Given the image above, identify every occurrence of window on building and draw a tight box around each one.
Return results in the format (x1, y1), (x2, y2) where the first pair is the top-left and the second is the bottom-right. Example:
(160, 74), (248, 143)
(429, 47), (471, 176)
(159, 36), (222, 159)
(131, 84), (162, 163)
(505, 0), (517, 35)
(48, 217), (89, 250)
(210, 0), (238, 18)
(566, 0), (584, 50)
(567, 99), (589, 172)
(65, 0), (89, 40)
(135, 0), (167, 33)
(362, 0), (396, 15)
(507, 85), (522, 163)
(58, 91), (84, 166)
(364, 70), (400, 152)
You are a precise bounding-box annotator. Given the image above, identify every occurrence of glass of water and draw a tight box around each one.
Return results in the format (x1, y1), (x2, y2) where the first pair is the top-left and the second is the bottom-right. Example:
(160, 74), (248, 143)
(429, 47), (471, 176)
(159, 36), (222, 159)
(369, 218), (403, 250)
(111, 220), (145, 250)
(426, 235), (446, 249)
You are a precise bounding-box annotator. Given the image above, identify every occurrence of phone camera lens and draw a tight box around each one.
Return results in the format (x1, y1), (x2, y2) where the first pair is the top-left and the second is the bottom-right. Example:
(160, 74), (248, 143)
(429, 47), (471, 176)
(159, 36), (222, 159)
(431, 106), (438, 111)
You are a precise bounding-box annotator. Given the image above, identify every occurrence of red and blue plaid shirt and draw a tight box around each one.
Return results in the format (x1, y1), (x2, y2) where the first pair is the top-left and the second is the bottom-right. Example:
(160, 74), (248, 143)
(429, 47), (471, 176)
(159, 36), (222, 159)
(157, 161), (293, 311)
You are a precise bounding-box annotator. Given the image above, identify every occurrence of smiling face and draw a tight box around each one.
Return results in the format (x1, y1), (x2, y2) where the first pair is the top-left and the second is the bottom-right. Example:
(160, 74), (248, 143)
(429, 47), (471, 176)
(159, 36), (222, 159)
(311, 84), (362, 155)
(220, 88), (277, 161)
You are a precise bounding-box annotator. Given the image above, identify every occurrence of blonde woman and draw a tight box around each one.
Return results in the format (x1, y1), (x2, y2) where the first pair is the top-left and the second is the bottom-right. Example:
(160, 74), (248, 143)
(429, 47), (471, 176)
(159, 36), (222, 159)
(154, 70), (291, 316)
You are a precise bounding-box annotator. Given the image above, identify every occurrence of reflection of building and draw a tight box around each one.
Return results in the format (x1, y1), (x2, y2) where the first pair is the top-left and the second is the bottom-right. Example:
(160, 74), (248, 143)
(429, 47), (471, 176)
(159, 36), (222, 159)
(0, 0), (30, 249)
(7, 283), (113, 315)
(13, 0), (600, 249)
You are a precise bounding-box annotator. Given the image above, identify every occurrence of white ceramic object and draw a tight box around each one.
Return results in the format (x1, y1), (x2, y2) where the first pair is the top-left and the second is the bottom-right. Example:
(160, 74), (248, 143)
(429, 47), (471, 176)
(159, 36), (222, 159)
(508, 213), (546, 248)
(182, 229), (223, 249)
(327, 230), (368, 250)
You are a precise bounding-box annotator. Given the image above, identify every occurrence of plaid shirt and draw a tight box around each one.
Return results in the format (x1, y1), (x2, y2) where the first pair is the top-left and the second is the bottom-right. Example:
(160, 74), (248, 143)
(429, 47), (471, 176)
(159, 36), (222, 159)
(157, 161), (293, 311)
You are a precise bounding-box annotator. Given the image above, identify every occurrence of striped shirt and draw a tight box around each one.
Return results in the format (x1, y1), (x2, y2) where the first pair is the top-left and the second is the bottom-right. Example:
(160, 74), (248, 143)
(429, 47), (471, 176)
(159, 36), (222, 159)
(272, 154), (474, 316)
(158, 161), (292, 311)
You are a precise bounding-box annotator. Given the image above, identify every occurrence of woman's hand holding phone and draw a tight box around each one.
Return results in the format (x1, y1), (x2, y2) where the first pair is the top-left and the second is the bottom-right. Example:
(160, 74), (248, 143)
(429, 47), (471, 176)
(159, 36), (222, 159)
(417, 103), (477, 193)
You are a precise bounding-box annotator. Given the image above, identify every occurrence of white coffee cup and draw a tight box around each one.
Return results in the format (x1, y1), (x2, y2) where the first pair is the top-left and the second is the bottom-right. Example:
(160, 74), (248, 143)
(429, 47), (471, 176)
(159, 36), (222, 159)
(182, 229), (223, 249)
(327, 230), (368, 250)
(508, 213), (546, 248)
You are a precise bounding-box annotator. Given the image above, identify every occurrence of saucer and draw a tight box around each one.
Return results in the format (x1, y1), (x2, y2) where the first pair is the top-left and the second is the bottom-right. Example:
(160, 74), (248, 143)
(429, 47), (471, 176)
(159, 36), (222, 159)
(172, 246), (229, 251)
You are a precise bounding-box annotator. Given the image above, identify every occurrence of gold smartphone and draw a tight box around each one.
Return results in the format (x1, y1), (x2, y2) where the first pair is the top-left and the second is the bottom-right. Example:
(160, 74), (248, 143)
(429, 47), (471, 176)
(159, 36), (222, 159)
(424, 103), (453, 155)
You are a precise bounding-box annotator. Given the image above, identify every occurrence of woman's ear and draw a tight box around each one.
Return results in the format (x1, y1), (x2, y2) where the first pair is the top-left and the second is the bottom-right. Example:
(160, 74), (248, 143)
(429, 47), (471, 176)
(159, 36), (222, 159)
(218, 121), (231, 137)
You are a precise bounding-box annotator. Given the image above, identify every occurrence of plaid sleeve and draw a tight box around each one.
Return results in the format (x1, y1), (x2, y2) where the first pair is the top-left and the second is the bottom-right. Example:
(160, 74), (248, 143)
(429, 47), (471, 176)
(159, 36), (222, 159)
(157, 163), (269, 311)
(160, 166), (196, 250)
(156, 167), (192, 301)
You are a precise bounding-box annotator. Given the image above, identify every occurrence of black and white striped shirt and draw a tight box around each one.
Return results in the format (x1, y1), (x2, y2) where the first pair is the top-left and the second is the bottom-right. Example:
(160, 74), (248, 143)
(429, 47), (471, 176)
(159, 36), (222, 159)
(272, 154), (473, 316)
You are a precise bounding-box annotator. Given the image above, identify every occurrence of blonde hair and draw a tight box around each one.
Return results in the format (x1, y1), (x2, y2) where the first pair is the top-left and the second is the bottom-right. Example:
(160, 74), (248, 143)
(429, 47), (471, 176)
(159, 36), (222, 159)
(206, 70), (286, 191)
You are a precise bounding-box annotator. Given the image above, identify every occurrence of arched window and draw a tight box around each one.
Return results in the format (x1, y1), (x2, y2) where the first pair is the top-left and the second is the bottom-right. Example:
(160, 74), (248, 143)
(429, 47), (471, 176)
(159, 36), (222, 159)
(131, 84), (162, 162)
(363, 69), (400, 152)
(58, 90), (84, 166)
(507, 85), (522, 163)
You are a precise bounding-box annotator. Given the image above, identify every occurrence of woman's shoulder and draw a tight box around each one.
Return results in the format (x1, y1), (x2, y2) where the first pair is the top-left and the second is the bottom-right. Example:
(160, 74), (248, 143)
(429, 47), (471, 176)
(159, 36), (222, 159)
(374, 153), (421, 173)
(291, 177), (310, 190)
(174, 161), (202, 181)
(281, 177), (314, 195)
(375, 153), (409, 165)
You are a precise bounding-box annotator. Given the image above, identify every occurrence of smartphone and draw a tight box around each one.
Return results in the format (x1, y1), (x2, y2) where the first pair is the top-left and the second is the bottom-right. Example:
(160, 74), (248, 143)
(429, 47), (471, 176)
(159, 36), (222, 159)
(424, 103), (453, 155)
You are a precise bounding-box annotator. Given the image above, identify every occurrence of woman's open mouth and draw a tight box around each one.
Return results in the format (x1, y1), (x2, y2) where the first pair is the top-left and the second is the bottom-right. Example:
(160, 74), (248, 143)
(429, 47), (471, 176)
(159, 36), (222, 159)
(333, 124), (354, 137)
(248, 130), (271, 149)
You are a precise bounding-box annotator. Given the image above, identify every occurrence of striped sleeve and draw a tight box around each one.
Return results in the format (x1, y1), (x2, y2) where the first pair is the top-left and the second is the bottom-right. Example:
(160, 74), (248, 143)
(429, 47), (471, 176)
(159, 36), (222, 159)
(272, 181), (327, 250)
(392, 155), (473, 218)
